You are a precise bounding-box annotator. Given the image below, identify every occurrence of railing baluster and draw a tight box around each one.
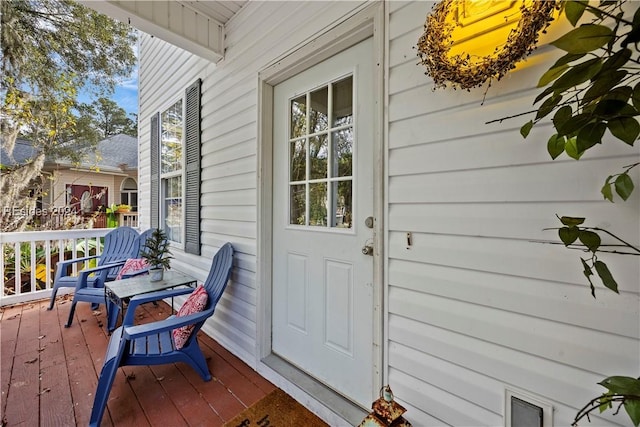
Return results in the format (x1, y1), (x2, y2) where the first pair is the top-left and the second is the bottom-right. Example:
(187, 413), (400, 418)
(0, 229), (112, 306)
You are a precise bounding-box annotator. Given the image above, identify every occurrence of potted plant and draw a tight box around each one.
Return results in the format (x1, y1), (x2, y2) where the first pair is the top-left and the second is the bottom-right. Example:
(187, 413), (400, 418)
(140, 228), (172, 281)
(116, 204), (132, 213)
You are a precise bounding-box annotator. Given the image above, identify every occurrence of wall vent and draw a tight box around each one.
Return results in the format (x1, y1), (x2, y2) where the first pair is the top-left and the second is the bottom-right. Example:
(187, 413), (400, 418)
(504, 387), (553, 427)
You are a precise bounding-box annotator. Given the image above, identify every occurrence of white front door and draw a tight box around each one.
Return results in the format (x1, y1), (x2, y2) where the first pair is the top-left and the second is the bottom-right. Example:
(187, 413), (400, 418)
(272, 38), (375, 407)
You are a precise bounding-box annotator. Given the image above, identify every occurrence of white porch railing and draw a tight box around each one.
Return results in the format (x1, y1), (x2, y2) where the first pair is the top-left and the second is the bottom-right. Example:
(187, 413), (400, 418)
(0, 228), (113, 307)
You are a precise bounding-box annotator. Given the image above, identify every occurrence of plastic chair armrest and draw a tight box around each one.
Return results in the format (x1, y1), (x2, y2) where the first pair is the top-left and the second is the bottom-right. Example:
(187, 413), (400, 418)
(123, 311), (208, 340)
(123, 287), (195, 325)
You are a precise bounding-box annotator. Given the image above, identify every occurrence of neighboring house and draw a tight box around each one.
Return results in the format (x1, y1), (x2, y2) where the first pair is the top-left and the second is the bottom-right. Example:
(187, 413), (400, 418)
(2, 135), (138, 227)
(86, 2), (640, 427)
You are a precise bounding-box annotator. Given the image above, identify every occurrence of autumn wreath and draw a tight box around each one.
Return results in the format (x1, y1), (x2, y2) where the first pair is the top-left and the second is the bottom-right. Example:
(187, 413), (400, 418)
(417, 0), (558, 90)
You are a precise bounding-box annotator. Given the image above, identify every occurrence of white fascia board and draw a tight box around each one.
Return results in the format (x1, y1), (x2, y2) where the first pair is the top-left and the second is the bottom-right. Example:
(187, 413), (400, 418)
(81, 0), (224, 62)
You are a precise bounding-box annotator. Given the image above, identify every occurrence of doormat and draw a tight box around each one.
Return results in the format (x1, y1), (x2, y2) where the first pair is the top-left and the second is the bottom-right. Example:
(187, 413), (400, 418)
(223, 388), (328, 427)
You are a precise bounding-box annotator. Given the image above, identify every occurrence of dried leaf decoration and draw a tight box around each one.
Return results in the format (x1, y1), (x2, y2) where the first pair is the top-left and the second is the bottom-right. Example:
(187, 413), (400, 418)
(417, 0), (559, 90)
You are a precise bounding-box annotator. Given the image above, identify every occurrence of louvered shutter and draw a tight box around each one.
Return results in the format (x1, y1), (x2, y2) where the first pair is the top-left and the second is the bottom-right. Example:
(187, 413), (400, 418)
(150, 113), (160, 229)
(184, 79), (201, 255)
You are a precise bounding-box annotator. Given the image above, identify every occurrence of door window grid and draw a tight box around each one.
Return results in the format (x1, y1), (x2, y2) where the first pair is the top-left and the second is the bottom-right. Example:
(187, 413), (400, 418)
(288, 76), (353, 229)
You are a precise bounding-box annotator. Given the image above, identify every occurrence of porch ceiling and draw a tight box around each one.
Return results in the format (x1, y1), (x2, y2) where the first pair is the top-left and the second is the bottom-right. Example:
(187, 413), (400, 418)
(81, 1), (248, 62)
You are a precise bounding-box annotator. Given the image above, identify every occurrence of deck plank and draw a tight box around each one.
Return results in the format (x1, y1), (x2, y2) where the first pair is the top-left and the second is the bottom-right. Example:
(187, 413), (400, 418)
(1, 295), (276, 427)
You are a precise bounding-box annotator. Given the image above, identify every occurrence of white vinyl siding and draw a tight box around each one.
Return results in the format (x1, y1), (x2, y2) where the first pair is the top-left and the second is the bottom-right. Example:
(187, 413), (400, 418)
(386, 2), (640, 426)
(139, 1), (369, 364)
(138, 1), (640, 426)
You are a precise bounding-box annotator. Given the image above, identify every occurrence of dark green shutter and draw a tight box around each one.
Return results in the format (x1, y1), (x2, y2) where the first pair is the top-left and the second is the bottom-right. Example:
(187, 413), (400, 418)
(150, 113), (160, 229)
(184, 79), (201, 255)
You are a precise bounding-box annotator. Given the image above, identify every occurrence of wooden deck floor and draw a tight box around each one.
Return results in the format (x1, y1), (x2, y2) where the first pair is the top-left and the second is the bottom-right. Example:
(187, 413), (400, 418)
(1, 295), (276, 427)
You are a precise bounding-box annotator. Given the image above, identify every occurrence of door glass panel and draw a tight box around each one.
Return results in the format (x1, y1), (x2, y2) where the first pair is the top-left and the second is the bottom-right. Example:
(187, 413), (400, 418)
(290, 184), (306, 225)
(288, 75), (354, 229)
(332, 77), (353, 126)
(310, 87), (328, 133)
(332, 181), (352, 228)
(309, 183), (327, 227)
(309, 135), (328, 180)
(331, 129), (353, 178)
(291, 95), (307, 138)
(290, 139), (306, 182)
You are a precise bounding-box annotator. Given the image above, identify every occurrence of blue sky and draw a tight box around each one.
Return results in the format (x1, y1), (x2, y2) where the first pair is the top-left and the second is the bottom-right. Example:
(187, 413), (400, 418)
(76, 43), (139, 118)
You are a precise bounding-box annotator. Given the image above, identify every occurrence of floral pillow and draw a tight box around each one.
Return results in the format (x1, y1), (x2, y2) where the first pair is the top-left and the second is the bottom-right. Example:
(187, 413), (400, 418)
(115, 258), (149, 280)
(173, 285), (209, 349)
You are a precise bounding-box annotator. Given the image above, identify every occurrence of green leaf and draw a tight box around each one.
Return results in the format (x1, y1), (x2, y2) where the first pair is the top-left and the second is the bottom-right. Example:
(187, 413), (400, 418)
(560, 216), (585, 227)
(608, 117), (640, 145)
(599, 377), (640, 395)
(553, 105), (573, 128)
(551, 25), (614, 54)
(576, 122), (606, 153)
(537, 64), (568, 88)
(601, 48), (632, 73)
(579, 230), (601, 252)
(534, 86), (555, 105)
(536, 94), (562, 120)
(559, 226), (580, 246)
(557, 113), (592, 136)
(594, 260), (619, 293)
(615, 173), (634, 200)
(552, 58), (603, 93)
(520, 120), (533, 138)
(583, 71), (627, 103)
(580, 257), (595, 297)
(624, 399), (640, 427)
(633, 83), (640, 111)
(564, 0), (588, 26)
(601, 181), (614, 202)
(551, 52), (586, 69)
(565, 137), (583, 160)
(547, 134), (565, 159)
(598, 391), (614, 413)
(594, 99), (637, 119)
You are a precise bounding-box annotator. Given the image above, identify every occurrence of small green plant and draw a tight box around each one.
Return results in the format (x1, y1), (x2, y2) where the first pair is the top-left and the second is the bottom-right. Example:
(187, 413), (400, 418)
(140, 228), (172, 270)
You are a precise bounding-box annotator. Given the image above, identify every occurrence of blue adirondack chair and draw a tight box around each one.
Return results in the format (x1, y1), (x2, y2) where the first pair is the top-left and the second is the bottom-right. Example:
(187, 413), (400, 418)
(89, 243), (234, 427)
(47, 226), (140, 326)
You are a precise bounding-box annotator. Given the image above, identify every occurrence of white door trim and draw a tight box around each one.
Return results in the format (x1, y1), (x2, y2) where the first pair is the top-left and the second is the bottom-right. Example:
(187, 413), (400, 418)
(256, 1), (385, 416)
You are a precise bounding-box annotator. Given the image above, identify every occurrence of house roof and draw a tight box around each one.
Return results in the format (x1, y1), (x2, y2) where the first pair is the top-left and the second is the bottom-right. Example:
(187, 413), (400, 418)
(2, 134), (138, 173)
(92, 134), (138, 172)
(0, 138), (42, 167)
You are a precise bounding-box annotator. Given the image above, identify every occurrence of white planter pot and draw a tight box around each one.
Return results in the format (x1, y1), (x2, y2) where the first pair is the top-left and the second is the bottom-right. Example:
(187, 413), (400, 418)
(149, 268), (164, 282)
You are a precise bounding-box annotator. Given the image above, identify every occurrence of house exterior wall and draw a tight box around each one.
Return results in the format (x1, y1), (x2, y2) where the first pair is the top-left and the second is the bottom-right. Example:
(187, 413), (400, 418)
(48, 169), (136, 211)
(386, 2), (640, 426)
(138, 1), (640, 426)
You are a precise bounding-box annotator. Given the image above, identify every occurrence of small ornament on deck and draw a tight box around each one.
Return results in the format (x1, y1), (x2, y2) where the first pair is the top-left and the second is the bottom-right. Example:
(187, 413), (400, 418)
(358, 385), (412, 427)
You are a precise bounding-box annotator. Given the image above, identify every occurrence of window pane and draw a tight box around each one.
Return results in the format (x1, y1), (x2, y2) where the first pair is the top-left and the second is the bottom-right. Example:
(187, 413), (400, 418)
(331, 128), (353, 177)
(290, 95), (307, 139)
(332, 77), (353, 126)
(290, 184), (306, 225)
(332, 181), (352, 229)
(310, 86), (328, 133)
(164, 176), (182, 243)
(309, 135), (328, 180)
(290, 139), (306, 182)
(161, 100), (183, 174)
(309, 182), (327, 227)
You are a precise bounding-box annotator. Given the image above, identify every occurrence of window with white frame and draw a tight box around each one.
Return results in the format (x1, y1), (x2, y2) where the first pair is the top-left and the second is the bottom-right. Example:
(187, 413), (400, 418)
(160, 99), (184, 244)
(150, 79), (201, 255)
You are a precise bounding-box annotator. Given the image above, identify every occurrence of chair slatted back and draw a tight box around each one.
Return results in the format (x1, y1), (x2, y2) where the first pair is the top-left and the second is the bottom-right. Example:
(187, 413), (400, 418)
(99, 227), (140, 278)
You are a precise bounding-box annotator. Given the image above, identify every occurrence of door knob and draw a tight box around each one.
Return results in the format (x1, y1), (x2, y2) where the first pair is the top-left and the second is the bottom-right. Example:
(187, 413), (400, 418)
(362, 242), (374, 256)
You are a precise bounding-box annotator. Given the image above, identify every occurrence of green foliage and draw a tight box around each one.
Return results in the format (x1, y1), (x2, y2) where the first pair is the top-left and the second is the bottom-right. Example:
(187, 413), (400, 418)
(574, 376), (640, 426)
(523, 1), (639, 193)
(77, 97), (137, 138)
(140, 228), (172, 270)
(519, 3), (640, 425)
(1, 0), (137, 231)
